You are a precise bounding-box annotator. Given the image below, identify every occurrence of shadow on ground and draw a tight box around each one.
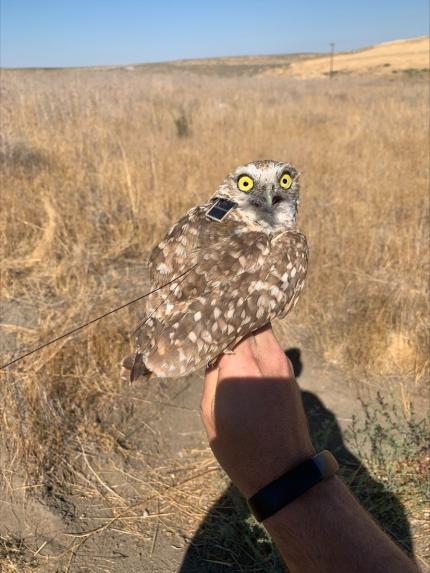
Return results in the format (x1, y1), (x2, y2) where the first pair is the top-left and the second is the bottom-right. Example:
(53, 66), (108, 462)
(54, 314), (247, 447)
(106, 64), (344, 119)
(178, 348), (414, 572)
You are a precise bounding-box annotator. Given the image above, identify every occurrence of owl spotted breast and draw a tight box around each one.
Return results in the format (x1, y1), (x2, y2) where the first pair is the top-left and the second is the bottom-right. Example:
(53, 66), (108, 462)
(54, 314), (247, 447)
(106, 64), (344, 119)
(122, 160), (308, 380)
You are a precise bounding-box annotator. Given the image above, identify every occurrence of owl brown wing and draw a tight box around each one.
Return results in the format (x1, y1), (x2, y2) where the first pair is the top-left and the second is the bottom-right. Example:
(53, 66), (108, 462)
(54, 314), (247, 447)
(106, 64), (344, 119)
(141, 205), (270, 319)
(269, 230), (308, 319)
(134, 206), (270, 357)
(147, 206), (204, 289)
(134, 214), (308, 378)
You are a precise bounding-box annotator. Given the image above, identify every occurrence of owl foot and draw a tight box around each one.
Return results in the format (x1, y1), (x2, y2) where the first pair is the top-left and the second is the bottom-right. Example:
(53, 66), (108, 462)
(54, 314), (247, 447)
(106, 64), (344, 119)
(206, 357), (218, 369)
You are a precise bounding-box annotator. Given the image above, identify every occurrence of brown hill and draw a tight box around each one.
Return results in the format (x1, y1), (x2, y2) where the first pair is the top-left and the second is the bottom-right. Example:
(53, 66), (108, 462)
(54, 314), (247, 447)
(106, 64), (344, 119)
(264, 36), (429, 78)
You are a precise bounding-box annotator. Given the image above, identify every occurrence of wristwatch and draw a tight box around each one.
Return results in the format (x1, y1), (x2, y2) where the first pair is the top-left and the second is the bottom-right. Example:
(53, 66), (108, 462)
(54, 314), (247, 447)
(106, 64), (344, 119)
(248, 450), (339, 522)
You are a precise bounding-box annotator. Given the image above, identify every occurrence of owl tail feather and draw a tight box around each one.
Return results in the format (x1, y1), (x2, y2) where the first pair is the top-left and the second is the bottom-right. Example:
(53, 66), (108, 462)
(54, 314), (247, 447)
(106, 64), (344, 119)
(121, 352), (153, 382)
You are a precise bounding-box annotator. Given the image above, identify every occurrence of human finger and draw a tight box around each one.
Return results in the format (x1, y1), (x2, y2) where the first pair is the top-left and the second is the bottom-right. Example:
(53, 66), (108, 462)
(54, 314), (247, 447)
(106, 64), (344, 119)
(201, 365), (219, 438)
(252, 326), (295, 378)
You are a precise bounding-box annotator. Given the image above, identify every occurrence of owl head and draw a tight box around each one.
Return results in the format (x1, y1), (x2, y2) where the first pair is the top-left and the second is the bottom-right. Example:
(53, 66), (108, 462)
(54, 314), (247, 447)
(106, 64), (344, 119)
(213, 160), (300, 231)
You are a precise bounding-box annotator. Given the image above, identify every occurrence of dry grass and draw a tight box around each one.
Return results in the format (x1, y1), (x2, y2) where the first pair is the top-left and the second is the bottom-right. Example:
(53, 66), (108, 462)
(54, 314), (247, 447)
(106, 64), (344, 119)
(1, 65), (428, 461)
(0, 66), (429, 569)
(268, 36), (430, 78)
(0, 535), (39, 572)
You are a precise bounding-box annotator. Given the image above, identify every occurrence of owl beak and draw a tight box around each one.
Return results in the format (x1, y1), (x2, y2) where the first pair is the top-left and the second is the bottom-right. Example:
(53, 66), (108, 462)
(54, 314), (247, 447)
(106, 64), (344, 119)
(264, 187), (273, 207)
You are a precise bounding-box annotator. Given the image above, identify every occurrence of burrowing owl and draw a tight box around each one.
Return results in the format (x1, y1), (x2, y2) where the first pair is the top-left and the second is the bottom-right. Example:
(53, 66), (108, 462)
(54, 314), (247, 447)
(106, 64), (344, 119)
(122, 160), (308, 380)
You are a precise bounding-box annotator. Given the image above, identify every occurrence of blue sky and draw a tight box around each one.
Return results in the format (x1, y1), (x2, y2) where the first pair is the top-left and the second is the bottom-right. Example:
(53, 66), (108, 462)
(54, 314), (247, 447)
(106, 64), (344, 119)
(1, 0), (429, 68)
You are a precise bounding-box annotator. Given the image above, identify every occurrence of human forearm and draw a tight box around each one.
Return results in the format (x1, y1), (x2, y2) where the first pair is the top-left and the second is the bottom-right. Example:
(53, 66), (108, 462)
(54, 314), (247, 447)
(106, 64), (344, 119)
(201, 327), (417, 572)
(265, 476), (418, 573)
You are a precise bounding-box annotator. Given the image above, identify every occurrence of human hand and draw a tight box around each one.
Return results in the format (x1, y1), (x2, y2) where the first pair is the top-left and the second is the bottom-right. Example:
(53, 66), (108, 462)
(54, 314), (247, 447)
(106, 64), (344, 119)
(201, 327), (419, 573)
(200, 325), (315, 498)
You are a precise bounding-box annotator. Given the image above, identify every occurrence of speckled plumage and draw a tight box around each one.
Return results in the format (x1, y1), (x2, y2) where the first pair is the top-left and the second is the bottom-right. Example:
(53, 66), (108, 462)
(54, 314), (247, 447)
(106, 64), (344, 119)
(123, 160), (308, 380)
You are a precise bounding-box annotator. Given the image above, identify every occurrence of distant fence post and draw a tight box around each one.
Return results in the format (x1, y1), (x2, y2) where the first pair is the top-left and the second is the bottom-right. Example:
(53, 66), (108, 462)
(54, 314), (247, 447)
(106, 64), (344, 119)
(329, 42), (335, 78)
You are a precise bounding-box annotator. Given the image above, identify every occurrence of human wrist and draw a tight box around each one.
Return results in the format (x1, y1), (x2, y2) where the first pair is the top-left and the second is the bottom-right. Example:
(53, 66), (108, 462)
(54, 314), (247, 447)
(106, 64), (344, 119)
(263, 476), (345, 570)
(248, 450), (338, 522)
(262, 477), (347, 572)
(231, 445), (317, 499)
(263, 474), (341, 532)
(263, 476), (419, 573)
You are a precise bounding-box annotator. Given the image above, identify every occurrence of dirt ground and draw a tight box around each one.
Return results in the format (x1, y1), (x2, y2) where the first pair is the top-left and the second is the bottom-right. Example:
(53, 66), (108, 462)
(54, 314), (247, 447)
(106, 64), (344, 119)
(1, 328), (428, 572)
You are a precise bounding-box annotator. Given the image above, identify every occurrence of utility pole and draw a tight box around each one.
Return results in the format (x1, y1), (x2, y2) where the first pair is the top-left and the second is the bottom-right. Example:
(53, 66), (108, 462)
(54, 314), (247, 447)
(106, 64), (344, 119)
(329, 42), (335, 78)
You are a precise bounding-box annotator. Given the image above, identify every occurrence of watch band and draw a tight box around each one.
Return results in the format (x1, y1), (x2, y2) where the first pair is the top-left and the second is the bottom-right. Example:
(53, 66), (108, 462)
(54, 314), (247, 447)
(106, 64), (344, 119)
(248, 450), (339, 522)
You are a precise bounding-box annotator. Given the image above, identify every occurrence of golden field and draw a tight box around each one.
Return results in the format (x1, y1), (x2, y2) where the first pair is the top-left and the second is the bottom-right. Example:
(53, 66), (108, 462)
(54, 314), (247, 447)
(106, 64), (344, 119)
(0, 43), (429, 570)
(267, 35), (430, 77)
(1, 67), (428, 389)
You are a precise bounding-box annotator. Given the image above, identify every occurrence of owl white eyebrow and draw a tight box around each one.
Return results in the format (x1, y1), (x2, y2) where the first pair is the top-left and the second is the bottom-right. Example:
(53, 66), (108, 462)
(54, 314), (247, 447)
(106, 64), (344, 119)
(0, 265), (197, 371)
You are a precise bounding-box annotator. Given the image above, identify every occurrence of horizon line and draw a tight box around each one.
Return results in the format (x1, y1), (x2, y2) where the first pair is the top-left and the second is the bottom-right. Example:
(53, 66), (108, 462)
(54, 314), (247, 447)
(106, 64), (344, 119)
(1, 34), (427, 71)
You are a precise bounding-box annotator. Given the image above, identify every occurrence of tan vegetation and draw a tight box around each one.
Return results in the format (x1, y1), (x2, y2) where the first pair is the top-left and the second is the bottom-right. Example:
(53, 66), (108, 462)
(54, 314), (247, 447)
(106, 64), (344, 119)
(0, 58), (429, 569)
(266, 35), (430, 77)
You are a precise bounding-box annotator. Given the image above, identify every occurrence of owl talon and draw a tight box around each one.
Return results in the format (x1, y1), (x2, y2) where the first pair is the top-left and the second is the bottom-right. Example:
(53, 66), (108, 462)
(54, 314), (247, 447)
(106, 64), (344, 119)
(206, 348), (235, 370)
(206, 358), (218, 369)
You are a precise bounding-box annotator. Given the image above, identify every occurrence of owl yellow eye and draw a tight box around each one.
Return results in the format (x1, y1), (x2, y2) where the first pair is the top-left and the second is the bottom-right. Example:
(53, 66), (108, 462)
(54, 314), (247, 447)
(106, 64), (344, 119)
(279, 172), (293, 190)
(237, 175), (254, 192)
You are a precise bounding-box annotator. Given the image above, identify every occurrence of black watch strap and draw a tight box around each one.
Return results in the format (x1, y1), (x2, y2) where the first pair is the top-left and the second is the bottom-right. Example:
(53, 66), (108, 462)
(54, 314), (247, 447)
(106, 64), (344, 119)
(248, 450), (339, 522)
